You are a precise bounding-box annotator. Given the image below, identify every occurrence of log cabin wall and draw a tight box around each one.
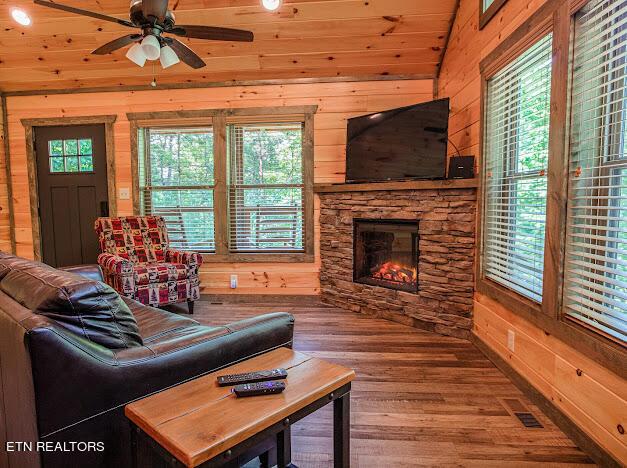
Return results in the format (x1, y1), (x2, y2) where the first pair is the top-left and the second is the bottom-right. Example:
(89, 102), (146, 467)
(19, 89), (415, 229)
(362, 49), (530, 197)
(437, 0), (626, 461)
(0, 99), (12, 254)
(3, 79), (433, 295)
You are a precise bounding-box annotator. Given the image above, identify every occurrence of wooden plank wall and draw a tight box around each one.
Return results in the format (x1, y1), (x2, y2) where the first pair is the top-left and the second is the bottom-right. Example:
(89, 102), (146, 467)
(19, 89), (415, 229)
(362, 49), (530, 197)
(0, 99), (12, 253)
(437, 0), (627, 462)
(3, 79), (433, 295)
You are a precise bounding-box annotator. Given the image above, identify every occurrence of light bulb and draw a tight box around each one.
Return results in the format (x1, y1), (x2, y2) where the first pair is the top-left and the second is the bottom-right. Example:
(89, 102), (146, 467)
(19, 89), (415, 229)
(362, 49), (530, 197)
(159, 45), (180, 69)
(11, 8), (31, 26)
(126, 43), (147, 67)
(141, 35), (161, 61)
(261, 0), (282, 11)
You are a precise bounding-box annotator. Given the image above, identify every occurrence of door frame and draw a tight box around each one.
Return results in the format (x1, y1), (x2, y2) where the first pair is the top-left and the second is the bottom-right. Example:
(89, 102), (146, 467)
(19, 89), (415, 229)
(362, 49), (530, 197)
(20, 115), (117, 261)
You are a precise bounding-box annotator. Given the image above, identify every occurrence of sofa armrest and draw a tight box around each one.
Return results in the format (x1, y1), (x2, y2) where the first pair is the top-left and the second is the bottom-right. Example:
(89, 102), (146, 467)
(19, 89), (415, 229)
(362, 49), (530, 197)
(165, 248), (203, 267)
(26, 312), (294, 437)
(97, 253), (134, 275)
(58, 264), (104, 282)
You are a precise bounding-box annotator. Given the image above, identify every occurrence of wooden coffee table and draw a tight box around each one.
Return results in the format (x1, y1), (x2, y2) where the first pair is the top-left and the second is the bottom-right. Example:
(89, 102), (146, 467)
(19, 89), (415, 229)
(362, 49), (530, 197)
(125, 347), (355, 468)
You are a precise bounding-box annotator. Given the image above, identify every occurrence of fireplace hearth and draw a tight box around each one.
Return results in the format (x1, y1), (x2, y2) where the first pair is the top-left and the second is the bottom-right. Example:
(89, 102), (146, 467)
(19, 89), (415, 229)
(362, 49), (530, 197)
(353, 219), (419, 293)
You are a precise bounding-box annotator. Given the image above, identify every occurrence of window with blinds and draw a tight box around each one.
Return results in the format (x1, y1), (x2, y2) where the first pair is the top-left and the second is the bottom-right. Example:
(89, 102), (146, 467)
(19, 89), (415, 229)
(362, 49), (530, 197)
(138, 127), (215, 252)
(564, 0), (627, 342)
(482, 34), (553, 302)
(228, 123), (304, 253)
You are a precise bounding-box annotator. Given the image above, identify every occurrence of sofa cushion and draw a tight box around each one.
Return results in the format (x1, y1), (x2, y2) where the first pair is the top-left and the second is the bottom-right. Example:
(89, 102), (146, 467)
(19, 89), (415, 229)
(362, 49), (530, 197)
(122, 296), (198, 342)
(0, 255), (142, 349)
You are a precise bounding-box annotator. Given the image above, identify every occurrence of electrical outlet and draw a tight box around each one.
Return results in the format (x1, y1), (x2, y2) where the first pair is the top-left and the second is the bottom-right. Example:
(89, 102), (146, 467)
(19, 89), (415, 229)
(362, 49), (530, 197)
(507, 330), (515, 352)
(230, 275), (238, 289)
(119, 187), (130, 200)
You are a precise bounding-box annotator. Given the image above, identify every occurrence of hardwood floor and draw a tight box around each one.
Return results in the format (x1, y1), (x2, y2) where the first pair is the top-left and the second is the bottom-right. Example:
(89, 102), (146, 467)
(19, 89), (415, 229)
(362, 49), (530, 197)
(189, 300), (594, 467)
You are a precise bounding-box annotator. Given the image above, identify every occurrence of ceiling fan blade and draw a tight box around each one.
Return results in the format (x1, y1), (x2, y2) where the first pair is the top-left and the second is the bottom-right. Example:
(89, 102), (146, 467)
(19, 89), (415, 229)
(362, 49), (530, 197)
(170, 25), (254, 42)
(142, 0), (169, 22)
(167, 38), (206, 69)
(92, 34), (142, 55)
(33, 0), (135, 27)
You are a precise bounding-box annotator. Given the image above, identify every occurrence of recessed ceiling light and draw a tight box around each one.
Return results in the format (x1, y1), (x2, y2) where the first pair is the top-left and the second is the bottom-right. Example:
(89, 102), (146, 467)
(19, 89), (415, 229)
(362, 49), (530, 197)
(261, 0), (282, 11)
(10, 8), (31, 26)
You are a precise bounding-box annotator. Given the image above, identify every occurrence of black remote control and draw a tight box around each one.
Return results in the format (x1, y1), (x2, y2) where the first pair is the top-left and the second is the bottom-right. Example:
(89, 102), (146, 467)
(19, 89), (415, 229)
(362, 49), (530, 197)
(216, 368), (288, 386)
(233, 381), (286, 398)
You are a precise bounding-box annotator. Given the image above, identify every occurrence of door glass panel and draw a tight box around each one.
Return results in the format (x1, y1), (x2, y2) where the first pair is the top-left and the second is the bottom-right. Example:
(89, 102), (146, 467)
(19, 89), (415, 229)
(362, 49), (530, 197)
(80, 155), (93, 172)
(48, 138), (94, 173)
(50, 157), (64, 173)
(65, 156), (79, 172)
(64, 139), (78, 155)
(79, 139), (92, 155)
(49, 140), (63, 156)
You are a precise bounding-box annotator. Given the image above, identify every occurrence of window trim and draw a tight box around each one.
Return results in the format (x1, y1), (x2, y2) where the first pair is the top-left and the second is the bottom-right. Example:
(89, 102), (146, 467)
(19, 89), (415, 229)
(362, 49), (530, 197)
(479, 0), (509, 30)
(477, 0), (625, 375)
(128, 106), (317, 263)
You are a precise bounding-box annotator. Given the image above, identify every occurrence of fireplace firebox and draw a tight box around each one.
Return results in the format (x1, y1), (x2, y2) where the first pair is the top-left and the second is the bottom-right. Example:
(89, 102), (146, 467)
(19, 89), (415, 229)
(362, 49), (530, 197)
(353, 219), (419, 293)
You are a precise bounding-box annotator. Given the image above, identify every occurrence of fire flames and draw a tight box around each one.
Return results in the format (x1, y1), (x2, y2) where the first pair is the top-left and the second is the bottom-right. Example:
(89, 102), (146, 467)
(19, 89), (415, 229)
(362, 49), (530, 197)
(371, 261), (417, 284)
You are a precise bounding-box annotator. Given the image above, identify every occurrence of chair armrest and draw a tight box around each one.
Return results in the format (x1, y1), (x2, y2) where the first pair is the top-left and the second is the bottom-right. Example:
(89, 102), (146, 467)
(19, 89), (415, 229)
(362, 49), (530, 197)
(97, 253), (134, 275)
(26, 312), (294, 438)
(58, 264), (104, 282)
(165, 249), (203, 267)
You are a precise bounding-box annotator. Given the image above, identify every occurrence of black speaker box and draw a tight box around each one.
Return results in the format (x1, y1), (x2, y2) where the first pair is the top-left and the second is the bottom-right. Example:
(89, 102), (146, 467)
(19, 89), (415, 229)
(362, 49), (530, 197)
(448, 156), (475, 179)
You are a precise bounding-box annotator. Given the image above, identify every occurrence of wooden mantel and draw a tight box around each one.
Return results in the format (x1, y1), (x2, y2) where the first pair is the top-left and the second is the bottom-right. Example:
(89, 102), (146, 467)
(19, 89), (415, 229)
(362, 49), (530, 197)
(313, 178), (479, 193)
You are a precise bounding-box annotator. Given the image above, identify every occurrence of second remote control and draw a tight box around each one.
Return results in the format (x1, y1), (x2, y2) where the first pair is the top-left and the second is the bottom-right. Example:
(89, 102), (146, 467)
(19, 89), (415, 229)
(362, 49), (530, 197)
(234, 381), (286, 397)
(217, 368), (288, 386)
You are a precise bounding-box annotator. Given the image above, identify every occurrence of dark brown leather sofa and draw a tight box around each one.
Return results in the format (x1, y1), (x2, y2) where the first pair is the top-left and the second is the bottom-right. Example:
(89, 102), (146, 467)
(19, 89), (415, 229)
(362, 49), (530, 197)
(0, 253), (295, 468)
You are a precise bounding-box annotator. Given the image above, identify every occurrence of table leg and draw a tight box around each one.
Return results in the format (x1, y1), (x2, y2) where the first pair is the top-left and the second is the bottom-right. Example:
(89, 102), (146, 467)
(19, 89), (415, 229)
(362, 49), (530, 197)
(333, 392), (350, 468)
(259, 451), (269, 468)
(130, 423), (138, 468)
(277, 426), (298, 468)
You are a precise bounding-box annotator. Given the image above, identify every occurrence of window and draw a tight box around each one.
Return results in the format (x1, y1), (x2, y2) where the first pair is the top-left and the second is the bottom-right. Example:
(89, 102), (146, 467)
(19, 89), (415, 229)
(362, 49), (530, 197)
(564, 0), (627, 342)
(48, 138), (93, 173)
(228, 123), (304, 252)
(138, 127), (215, 252)
(133, 106), (315, 261)
(482, 34), (553, 302)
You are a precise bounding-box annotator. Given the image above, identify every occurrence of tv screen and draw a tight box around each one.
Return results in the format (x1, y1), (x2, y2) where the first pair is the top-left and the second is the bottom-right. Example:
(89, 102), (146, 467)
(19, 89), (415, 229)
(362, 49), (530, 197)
(345, 98), (449, 183)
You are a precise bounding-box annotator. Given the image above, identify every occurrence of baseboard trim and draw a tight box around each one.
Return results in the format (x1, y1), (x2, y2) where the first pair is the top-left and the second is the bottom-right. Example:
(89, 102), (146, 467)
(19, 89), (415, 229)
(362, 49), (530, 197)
(200, 294), (325, 306)
(470, 333), (621, 468)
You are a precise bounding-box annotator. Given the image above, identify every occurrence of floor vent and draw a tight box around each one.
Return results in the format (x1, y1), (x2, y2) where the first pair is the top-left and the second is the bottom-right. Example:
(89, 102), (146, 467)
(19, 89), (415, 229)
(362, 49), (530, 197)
(515, 412), (544, 428)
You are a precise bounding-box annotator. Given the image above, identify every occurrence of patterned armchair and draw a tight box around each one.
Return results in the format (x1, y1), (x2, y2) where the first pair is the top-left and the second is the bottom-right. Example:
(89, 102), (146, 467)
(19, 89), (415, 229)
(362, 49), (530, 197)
(94, 216), (203, 313)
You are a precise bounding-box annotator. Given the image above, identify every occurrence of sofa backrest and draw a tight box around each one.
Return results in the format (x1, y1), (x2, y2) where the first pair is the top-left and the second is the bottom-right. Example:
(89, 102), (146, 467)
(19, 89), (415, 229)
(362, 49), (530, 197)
(0, 253), (143, 349)
(94, 216), (169, 264)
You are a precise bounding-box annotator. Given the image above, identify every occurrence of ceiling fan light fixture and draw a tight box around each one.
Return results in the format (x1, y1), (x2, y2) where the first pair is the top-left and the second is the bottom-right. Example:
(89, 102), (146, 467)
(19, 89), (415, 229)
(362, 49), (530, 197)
(141, 35), (161, 60)
(10, 8), (32, 26)
(159, 45), (180, 69)
(261, 0), (282, 11)
(126, 42), (147, 67)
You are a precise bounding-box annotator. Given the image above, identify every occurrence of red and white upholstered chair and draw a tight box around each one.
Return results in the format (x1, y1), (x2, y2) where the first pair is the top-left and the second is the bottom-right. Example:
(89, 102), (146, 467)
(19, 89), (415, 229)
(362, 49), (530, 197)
(94, 216), (203, 313)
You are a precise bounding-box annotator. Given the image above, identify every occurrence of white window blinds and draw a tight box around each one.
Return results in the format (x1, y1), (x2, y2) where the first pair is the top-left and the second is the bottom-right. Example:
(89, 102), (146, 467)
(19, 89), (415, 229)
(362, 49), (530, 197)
(564, 0), (627, 342)
(139, 127), (215, 252)
(228, 123), (305, 253)
(482, 34), (553, 302)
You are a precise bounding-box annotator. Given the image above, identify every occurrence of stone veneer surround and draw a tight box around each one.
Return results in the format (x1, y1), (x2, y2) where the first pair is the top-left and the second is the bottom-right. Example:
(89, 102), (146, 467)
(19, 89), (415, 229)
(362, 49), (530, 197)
(319, 188), (477, 339)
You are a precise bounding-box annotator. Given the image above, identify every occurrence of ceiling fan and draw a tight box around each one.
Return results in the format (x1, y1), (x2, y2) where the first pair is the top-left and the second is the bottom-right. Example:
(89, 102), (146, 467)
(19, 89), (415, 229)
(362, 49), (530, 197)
(33, 0), (255, 69)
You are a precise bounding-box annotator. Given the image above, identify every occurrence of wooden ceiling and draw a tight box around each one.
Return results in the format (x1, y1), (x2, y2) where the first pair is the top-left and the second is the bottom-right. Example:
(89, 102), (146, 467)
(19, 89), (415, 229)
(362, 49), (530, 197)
(0, 0), (457, 93)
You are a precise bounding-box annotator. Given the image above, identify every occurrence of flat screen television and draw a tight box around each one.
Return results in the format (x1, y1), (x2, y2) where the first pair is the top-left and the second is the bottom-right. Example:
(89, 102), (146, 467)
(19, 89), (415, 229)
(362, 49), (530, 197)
(345, 98), (449, 183)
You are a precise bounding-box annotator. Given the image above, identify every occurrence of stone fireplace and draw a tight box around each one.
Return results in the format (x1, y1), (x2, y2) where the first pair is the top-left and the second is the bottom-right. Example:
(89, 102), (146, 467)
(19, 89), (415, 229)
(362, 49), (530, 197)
(353, 219), (419, 293)
(317, 182), (478, 339)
